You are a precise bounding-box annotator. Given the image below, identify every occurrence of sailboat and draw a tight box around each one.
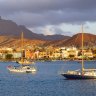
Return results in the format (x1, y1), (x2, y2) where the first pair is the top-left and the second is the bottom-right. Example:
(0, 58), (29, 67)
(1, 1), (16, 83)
(7, 32), (37, 73)
(17, 32), (34, 65)
(61, 25), (96, 79)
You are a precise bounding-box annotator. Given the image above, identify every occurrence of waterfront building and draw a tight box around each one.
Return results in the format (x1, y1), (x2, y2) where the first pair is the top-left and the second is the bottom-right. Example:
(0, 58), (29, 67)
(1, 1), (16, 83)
(83, 50), (93, 59)
(12, 52), (22, 59)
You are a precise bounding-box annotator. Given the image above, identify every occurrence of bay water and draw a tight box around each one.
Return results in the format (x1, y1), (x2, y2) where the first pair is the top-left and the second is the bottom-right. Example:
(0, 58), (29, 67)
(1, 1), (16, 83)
(0, 61), (96, 96)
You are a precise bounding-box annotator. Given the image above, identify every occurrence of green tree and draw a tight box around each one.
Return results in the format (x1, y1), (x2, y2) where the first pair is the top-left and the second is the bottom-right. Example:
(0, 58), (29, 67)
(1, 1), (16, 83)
(5, 54), (13, 60)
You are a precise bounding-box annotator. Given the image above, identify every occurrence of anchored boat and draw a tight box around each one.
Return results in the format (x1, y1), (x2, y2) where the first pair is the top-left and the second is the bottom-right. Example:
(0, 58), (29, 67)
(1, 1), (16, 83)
(7, 32), (37, 73)
(17, 32), (35, 65)
(7, 65), (37, 73)
(61, 25), (96, 79)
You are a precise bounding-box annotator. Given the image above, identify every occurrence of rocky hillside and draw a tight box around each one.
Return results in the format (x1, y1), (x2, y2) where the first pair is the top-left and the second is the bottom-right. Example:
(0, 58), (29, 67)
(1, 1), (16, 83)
(0, 17), (69, 41)
(45, 33), (96, 48)
(0, 36), (46, 48)
(63, 33), (96, 47)
(0, 33), (96, 48)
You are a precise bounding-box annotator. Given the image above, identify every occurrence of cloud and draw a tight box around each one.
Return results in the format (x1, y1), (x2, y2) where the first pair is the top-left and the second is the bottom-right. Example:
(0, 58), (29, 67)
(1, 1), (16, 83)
(30, 26), (56, 35)
(1, 0), (96, 13)
(29, 24), (78, 36)
(4, 9), (96, 28)
(0, 0), (96, 35)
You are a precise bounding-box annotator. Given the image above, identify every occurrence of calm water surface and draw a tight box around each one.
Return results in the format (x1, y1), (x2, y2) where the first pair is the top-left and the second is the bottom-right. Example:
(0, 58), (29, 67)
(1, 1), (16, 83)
(0, 61), (96, 96)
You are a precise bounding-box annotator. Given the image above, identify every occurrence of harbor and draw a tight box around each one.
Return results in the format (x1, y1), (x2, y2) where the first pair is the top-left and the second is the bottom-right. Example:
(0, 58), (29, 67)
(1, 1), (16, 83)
(0, 0), (96, 96)
(0, 60), (96, 96)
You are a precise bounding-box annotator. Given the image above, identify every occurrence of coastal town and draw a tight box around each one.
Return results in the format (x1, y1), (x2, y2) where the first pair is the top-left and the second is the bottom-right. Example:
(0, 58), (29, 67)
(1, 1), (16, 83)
(0, 46), (95, 61)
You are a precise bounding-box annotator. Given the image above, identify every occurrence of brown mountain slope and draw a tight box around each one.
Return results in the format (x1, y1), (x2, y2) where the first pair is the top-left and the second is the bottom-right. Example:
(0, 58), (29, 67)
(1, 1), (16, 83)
(45, 33), (96, 47)
(0, 36), (46, 48)
(43, 39), (68, 47)
(0, 32), (96, 48)
(62, 33), (96, 47)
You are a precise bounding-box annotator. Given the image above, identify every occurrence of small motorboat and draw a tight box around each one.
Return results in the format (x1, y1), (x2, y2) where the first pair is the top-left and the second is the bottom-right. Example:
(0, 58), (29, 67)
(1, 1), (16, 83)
(7, 65), (37, 73)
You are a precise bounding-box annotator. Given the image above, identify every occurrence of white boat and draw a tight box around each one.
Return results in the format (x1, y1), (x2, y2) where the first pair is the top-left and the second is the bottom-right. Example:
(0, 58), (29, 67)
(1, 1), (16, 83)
(7, 32), (37, 73)
(7, 65), (37, 73)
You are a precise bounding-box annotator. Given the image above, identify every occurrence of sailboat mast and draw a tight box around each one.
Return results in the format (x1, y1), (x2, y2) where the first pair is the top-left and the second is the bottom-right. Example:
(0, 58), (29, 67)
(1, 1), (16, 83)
(21, 32), (24, 50)
(21, 32), (24, 61)
(81, 25), (84, 74)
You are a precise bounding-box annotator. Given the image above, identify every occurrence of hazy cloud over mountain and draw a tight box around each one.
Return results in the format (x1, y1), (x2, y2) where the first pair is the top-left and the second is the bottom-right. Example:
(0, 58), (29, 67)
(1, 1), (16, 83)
(0, 0), (96, 35)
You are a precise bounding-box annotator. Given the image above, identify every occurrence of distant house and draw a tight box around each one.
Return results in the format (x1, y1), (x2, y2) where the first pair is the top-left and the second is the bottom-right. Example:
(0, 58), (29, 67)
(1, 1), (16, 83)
(84, 50), (93, 58)
(62, 50), (69, 58)
(61, 47), (78, 59)
(12, 52), (22, 59)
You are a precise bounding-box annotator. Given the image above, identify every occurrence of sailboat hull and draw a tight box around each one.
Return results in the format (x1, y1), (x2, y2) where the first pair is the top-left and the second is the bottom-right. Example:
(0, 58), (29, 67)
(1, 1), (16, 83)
(61, 73), (96, 79)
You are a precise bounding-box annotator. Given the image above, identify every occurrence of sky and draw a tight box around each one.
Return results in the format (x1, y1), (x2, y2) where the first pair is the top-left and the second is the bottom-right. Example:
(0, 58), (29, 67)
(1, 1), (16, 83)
(0, 0), (96, 36)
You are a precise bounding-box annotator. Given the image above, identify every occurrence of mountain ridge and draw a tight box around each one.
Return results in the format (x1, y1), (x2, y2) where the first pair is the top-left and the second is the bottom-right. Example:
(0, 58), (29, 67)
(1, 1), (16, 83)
(0, 32), (95, 48)
(0, 17), (70, 41)
(0, 17), (95, 48)
(48, 33), (96, 47)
